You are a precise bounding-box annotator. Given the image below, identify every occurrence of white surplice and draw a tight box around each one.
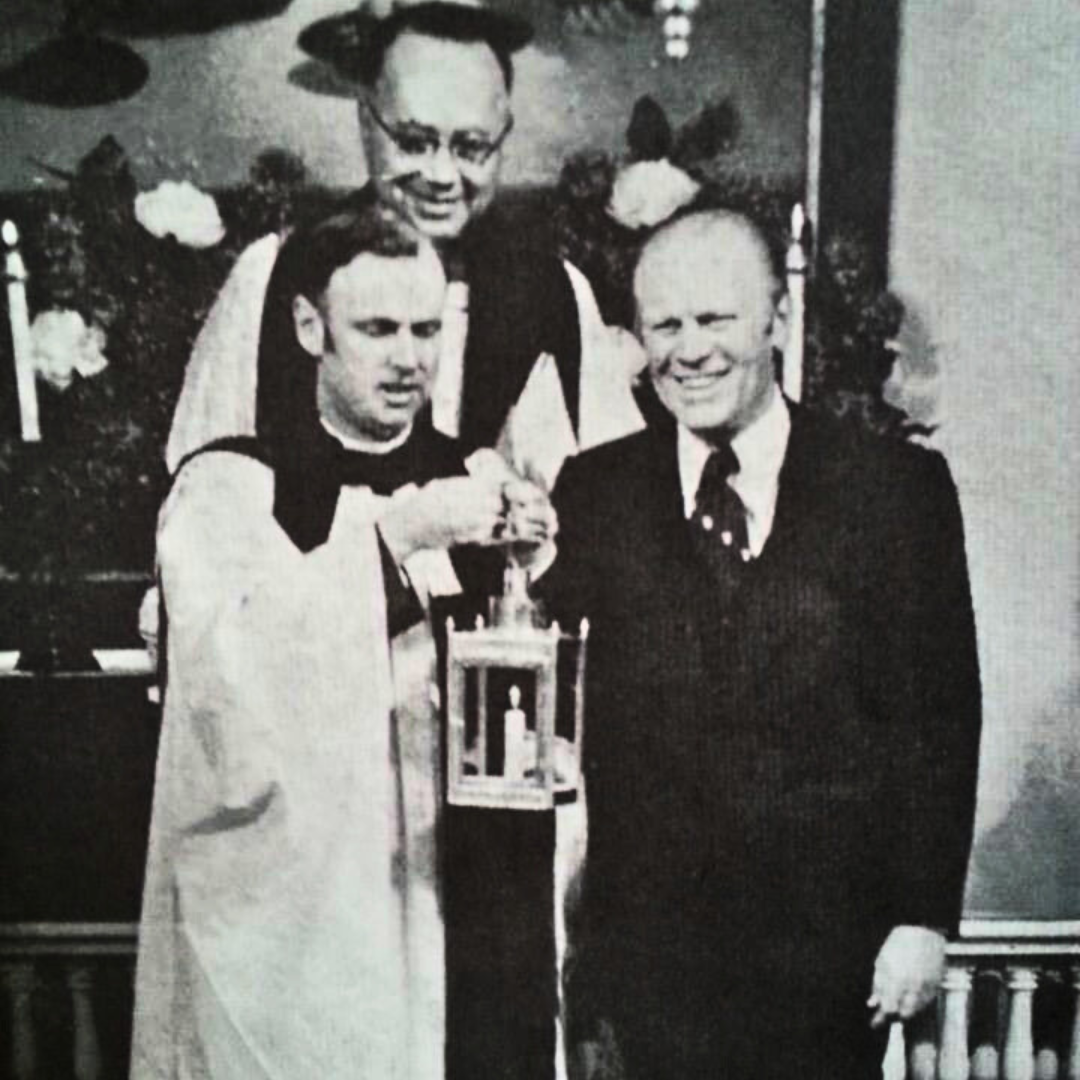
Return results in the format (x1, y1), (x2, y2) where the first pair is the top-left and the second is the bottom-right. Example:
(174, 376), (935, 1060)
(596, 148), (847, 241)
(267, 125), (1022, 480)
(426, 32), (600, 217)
(132, 452), (446, 1080)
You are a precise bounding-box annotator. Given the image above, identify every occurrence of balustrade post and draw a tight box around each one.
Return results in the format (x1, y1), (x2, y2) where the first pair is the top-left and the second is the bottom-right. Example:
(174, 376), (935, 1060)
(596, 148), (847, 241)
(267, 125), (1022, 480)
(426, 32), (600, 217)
(907, 1005), (938, 1080)
(66, 964), (103, 1080)
(882, 1022), (906, 1080)
(1, 961), (38, 1080)
(940, 964), (974, 1080)
(1035, 1047), (1060, 1080)
(971, 1044), (1000, 1080)
(1003, 966), (1039, 1080)
(1067, 965), (1080, 1080)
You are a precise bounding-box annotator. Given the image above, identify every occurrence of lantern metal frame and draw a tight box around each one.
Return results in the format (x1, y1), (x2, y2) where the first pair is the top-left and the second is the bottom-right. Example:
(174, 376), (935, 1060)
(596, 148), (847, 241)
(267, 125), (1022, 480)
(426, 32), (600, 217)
(446, 612), (588, 812)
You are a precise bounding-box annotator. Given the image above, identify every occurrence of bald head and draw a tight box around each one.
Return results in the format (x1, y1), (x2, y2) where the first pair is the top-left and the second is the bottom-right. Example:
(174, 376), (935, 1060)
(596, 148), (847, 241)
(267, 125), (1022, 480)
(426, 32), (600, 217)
(636, 210), (782, 312)
(634, 209), (788, 438)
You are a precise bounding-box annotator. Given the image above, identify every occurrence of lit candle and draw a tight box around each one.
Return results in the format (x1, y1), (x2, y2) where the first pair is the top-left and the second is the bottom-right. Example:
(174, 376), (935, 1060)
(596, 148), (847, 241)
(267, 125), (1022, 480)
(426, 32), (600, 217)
(4, 220), (41, 441)
(784, 203), (807, 404)
(504, 685), (532, 782)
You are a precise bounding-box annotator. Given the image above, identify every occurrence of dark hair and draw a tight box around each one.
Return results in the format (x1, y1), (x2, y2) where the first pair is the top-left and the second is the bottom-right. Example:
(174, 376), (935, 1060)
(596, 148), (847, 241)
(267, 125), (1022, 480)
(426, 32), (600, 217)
(255, 206), (420, 451)
(358, 2), (532, 90)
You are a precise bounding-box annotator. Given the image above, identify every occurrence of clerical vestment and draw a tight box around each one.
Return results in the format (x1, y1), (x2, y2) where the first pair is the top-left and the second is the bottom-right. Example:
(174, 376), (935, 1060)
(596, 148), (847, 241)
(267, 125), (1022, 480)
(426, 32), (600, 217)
(163, 194), (645, 489)
(132, 448), (450, 1079)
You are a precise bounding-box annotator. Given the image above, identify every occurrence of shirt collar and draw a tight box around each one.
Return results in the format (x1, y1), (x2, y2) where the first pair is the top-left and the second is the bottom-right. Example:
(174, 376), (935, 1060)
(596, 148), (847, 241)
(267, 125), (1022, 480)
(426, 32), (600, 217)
(678, 384), (790, 518)
(320, 416), (413, 455)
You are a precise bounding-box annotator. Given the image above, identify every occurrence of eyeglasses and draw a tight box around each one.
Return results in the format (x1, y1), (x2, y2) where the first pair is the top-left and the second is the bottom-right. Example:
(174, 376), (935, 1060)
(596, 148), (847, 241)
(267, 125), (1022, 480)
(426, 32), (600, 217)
(365, 99), (514, 167)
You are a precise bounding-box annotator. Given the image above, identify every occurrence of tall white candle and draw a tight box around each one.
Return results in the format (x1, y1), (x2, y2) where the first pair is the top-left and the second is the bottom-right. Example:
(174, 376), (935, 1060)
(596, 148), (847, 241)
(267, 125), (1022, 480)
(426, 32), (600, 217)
(4, 220), (41, 442)
(784, 203), (807, 403)
(504, 684), (532, 782)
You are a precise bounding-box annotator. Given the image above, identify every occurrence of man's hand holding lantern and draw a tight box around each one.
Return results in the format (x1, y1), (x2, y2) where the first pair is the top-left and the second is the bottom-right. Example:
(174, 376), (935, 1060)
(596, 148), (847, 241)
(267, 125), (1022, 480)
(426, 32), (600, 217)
(465, 446), (558, 568)
(378, 465), (557, 564)
(500, 476), (558, 548)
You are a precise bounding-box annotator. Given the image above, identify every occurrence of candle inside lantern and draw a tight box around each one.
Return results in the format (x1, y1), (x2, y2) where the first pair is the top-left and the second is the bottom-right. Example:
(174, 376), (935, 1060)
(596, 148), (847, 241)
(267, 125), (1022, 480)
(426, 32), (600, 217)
(503, 685), (533, 781)
(784, 203), (807, 404)
(4, 220), (41, 442)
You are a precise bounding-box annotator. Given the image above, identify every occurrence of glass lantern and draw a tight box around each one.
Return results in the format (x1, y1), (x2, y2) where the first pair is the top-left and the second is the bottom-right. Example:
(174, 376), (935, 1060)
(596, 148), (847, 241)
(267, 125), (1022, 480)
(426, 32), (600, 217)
(446, 564), (588, 811)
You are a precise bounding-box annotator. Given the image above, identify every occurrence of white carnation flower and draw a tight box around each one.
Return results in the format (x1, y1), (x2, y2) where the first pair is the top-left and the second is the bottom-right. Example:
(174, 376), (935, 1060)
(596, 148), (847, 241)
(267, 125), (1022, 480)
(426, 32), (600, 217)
(30, 309), (109, 392)
(607, 159), (701, 230)
(134, 179), (225, 249)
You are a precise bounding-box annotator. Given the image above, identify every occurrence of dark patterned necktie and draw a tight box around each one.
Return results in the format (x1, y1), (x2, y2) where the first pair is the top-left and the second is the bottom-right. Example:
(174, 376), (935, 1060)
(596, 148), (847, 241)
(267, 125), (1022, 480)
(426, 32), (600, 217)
(689, 443), (751, 593)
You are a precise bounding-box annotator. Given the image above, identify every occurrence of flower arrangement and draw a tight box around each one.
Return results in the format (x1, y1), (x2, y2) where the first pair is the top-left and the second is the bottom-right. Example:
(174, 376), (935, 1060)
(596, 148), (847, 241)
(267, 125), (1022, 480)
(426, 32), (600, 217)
(0, 138), (324, 587)
(134, 180), (226, 249)
(607, 159), (700, 231)
(554, 94), (918, 440)
(30, 310), (109, 391)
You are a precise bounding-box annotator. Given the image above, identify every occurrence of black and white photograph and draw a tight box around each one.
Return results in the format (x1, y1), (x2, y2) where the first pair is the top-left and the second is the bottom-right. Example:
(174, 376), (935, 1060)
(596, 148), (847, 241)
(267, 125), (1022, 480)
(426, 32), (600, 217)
(0, 1), (1077, 1077)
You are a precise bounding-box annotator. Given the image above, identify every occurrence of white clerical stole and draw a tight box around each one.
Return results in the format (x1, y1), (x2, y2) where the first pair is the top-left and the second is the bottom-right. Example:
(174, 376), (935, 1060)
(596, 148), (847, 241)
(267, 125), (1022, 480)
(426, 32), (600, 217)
(431, 281), (470, 439)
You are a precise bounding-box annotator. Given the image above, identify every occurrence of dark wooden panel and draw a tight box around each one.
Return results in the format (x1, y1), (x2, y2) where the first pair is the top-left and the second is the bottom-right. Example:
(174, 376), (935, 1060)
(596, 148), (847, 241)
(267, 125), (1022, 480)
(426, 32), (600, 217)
(0, 677), (158, 921)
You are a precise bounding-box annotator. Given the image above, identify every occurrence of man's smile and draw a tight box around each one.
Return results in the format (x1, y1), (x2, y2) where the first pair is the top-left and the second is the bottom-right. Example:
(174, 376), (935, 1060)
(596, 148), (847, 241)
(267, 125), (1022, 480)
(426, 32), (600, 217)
(399, 181), (465, 215)
(671, 368), (733, 391)
(380, 381), (424, 404)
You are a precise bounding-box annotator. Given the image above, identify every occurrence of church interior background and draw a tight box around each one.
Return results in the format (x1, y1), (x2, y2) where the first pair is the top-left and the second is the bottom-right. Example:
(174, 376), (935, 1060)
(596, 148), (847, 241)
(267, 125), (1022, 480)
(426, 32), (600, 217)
(0, 0), (1077, 1076)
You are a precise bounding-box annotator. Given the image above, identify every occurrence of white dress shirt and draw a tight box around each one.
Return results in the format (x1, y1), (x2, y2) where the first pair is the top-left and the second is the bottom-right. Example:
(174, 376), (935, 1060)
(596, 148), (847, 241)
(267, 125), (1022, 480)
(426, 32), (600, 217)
(677, 385), (791, 558)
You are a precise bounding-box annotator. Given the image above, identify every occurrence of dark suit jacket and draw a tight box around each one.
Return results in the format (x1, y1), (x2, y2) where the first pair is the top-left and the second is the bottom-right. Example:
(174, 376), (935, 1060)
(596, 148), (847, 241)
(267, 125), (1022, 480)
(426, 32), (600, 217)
(543, 404), (981, 1076)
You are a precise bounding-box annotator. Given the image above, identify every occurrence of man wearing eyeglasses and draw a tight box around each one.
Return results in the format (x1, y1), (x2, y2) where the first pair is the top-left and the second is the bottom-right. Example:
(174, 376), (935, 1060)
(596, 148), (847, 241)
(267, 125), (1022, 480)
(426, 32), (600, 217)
(357, 7), (516, 242)
(166, 0), (644, 486)
(159, 5), (625, 1078)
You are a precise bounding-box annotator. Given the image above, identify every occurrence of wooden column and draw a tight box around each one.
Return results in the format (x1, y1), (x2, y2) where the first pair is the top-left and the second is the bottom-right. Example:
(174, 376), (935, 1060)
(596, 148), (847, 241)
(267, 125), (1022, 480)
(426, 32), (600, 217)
(1067, 966), (1080, 1080)
(66, 964), (102, 1080)
(1003, 967), (1039, 1080)
(939, 965), (974, 1080)
(1, 961), (37, 1080)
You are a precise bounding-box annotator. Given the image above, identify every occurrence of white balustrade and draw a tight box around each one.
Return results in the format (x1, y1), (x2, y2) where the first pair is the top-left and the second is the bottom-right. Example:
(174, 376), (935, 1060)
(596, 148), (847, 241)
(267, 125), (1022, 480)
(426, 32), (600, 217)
(971, 1044), (1000, 1080)
(891, 924), (1080, 1080)
(1003, 966), (1038, 1080)
(1034, 1047), (1059, 1080)
(0, 921), (1078, 1079)
(939, 965), (974, 1080)
(908, 1037), (938, 1080)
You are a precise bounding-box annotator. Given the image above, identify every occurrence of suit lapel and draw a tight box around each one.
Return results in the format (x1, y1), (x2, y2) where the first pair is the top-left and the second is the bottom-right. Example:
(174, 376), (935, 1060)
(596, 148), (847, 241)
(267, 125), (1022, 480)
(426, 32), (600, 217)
(634, 421), (694, 567)
(763, 403), (829, 560)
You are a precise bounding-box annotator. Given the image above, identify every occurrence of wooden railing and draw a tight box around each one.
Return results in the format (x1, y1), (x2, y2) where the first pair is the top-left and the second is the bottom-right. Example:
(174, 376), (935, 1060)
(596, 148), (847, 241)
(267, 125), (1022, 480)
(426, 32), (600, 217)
(0, 923), (137, 1080)
(1, 919), (1076, 1079)
(885, 921), (1080, 1080)
(0, 647), (154, 1080)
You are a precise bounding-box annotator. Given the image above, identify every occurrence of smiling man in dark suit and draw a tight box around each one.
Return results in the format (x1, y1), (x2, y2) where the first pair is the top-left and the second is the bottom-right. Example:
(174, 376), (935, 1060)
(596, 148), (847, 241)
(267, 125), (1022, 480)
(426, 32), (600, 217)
(543, 208), (982, 1079)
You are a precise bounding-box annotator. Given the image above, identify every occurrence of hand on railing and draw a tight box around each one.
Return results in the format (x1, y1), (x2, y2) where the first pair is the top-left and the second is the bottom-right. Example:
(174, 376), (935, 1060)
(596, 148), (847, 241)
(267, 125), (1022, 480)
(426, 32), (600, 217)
(869, 925), (948, 1028)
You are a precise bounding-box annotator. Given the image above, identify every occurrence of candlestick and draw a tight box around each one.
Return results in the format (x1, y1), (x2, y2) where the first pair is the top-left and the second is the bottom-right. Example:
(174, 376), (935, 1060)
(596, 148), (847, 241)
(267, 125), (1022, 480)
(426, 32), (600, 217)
(4, 220), (41, 442)
(784, 203), (807, 404)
